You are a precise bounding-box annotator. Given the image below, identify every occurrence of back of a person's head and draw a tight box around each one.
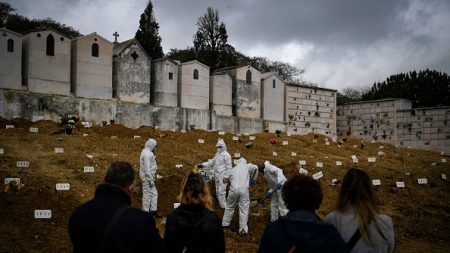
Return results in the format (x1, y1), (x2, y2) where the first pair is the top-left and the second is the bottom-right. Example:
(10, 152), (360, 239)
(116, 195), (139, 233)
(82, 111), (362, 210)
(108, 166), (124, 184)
(104, 161), (135, 188)
(282, 174), (323, 211)
(178, 169), (213, 210)
(337, 167), (378, 211)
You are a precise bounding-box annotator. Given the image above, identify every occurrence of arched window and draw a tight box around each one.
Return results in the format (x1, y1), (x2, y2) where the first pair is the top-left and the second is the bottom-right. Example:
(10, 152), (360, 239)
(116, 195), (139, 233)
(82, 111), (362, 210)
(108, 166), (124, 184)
(91, 43), (99, 57)
(46, 34), (54, 56)
(7, 39), (14, 52)
(272, 79), (276, 88)
(193, 69), (199, 79)
(246, 70), (252, 84)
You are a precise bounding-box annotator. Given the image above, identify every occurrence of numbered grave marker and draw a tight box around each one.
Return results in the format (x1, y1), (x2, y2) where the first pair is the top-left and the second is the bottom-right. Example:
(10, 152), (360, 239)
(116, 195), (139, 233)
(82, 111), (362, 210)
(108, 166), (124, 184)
(291, 152), (297, 157)
(282, 141), (288, 146)
(336, 161), (342, 166)
(442, 158), (447, 163)
(233, 159), (238, 165)
(232, 136), (239, 141)
(17, 161), (29, 168)
(173, 203), (180, 209)
(440, 151), (445, 156)
(442, 174), (447, 180)
(249, 136), (256, 141)
(396, 182), (405, 188)
(287, 132), (292, 137)
(181, 130), (186, 133)
(4, 178), (20, 185)
(0, 148), (4, 155)
(325, 138), (329, 142)
(299, 160), (306, 165)
(417, 178), (428, 185)
(54, 148), (64, 154)
(5, 125), (14, 129)
(86, 154), (93, 159)
(368, 157), (376, 163)
(312, 171), (323, 180)
(83, 166), (95, 173)
(133, 135), (141, 139)
(82, 134), (88, 137)
(218, 131), (225, 135)
(56, 183), (70, 191)
(325, 142), (330, 146)
(273, 151), (278, 156)
(244, 133), (249, 136)
(299, 168), (308, 175)
(378, 151), (385, 156)
(29, 127), (39, 133)
(34, 210), (52, 219)
(316, 162), (323, 168)
(372, 179), (381, 186)
(175, 164), (183, 169)
(234, 153), (241, 158)
(198, 139), (204, 144)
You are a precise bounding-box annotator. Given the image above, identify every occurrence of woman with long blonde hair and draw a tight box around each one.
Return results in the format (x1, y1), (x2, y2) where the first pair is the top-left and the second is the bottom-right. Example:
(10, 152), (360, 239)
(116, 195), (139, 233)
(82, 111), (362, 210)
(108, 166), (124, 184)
(325, 168), (395, 252)
(164, 169), (225, 253)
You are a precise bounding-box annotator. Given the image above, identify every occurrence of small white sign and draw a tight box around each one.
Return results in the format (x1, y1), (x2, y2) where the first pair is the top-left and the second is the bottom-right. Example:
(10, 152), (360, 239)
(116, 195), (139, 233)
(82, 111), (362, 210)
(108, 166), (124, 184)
(287, 132), (292, 137)
(316, 162), (323, 168)
(396, 182), (405, 188)
(325, 141), (330, 146)
(299, 168), (308, 175)
(352, 145), (357, 148)
(282, 141), (288, 146)
(54, 148), (64, 153)
(291, 152), (297, 157)
(17, 161), (29, 168)
(417, 178), (428, 185)
(378, 151), (385, 156)
(111, 136), (118, 139)
(368, 157), (376, 163)
(232, 136), (239, 141)
(29, 127), (39, 133)
(218, 131), (225, 135)
(0, 148), (4, 155)
(331, 178), (338, 185)
(173, 203), (180, 209)
(371, 140), (375, 143)
(325, 138), (329, 142)
(441, 151), (445, 156)
(34, 210), (52, 219)
(56, 183), (70, 191)
(299, 160), (306, 165)
(86, 154), (93, 159)
(379, 146), (384, 149)
(198, 139), (204, 144)
(5, 125), (14, 129)
(353, 158), (359, 163)
(249, 136), (256, 141)
(312, 139), (318, 143)
(175, 164), (183, 169)
(244, 133), (250, 136)
(181, 130), (187, 133)
(372, 179), (381, 186)
(431, 162), (436, 166)
(133, 135), (141, 139)
(233, 159), (238, 165)
(442, 174), (447, 180)
(336, 161), (342, 166)
(442, 158), (447, 163)
(83, 166), (94, 173)
(312, 171), (323, 180)
(273, 151), (278, 156)
(234, 153), (241, 158)
(4, 178), (20, 185)
(82, 134), (88, 137)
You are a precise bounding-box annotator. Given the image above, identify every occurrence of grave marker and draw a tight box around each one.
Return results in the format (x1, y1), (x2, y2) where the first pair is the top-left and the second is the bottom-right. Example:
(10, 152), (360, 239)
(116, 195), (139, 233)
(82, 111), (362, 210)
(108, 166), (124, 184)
(249, 136), (256, 141)
(440, 151), (445, 156)
(173, 203), (180, 209)
(368, 157), (376, 163)
(218, 131), (225, 135)
(181, 130), (187, 133)
(352, 145), (357, 148)
(234, 153), (241, 158)
(299, 168), (308, 175)
(336, 161), (342, 166)
(54, 148), (64, 153)
(5, 125), (14, 129)
(273, 151), (278, 156)
(175, 164), (183, 169)
(83, 166), (95, 173)
(316, 162), (323, 168)
(198, 139), (204, 144)
(372, 179), (381, 186)
(4, 178), (20, 185)
(417, 178), (428, 185)
(29, 127), (39, 133)
(299, 160), (306, 165)
(82, 134), (88, 137)
(56, 183), (70, 191)
(282, 141), (288, 146)
(232, 136), (239, 141)
(331, 179), (338, 186)
(0, 148), (4, 155)
(312, 171), (323, 180)
(244, 133), (249, 136)
(133, 135), (141, 139)
(442, 158), (447, 163)
(378, 151), (385, 156)
(287, 132), (292, 137)
(442, 174), (447, 180)
(17, 161), (29, 168)
(111, 136), (118, 139)
(86, 154), (93, 159)
(233, 159), (238, 165)
(312, 140), (318, 143)
(379, 146), (384, 149)
(431, 162), (436, 166)
(325, 141), (330, 145)
(396, 182), (405, 188)
(34, 210), (52, 219)
(291, 152), (297, 157)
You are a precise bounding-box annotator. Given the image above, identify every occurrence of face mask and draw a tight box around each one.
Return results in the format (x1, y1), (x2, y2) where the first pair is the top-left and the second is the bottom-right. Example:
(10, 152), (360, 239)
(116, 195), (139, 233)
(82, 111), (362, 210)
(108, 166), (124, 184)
(217, 147), (222, 152)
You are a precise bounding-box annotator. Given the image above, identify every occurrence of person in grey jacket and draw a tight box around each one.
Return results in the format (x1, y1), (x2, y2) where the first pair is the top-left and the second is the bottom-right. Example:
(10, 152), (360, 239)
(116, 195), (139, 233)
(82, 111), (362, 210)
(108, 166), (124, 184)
(325, 168), (395, 253)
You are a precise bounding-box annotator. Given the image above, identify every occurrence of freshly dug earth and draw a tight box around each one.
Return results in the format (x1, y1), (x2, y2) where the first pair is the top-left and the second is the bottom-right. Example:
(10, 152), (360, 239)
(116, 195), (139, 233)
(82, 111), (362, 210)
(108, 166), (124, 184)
(0, 118), (449, 252)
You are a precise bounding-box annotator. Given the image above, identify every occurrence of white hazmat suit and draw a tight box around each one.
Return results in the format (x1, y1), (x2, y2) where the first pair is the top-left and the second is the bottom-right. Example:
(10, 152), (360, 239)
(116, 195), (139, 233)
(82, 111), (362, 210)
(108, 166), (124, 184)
(264, 161), (289, 222)
(140, 138), (158, 212)
(203, 139), (232, 208)
(222, 158), (259, 235)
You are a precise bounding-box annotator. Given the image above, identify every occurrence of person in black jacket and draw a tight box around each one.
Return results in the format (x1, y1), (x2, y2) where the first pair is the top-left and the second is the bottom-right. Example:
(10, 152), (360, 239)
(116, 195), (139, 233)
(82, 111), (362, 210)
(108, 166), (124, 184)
(258, 174), (350, 253)
(164, 168), (225, 253)
(68, 161), (164, 253)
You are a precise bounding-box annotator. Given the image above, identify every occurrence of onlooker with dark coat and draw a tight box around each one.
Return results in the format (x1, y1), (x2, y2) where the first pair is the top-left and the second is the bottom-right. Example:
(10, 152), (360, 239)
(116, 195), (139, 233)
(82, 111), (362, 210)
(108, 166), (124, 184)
(68, 161), (164, 253)
(325, 168), (395, 253)
(258, 174), (349, 253)
(164, 169), (225, 253)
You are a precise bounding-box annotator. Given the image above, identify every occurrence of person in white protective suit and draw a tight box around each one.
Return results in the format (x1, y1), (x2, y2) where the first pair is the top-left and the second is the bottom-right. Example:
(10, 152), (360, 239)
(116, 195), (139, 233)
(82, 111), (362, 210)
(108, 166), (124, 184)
(222, 158), (259, 236)
(140, 138), (160, 217)
(262, 161), (289, 222)
(202, 139), (232, 208)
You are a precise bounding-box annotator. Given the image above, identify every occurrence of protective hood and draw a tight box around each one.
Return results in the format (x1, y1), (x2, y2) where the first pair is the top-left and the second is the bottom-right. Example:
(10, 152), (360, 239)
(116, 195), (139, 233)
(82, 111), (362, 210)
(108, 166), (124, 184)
(145, 138), (157, 151)
(237, 157), (247, 165)
(215, 139), (227, 151)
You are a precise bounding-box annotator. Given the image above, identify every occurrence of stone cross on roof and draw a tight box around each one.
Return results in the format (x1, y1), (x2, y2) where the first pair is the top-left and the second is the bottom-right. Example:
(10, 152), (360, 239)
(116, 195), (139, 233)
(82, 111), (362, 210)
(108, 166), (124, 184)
(113, 31), (119, 43)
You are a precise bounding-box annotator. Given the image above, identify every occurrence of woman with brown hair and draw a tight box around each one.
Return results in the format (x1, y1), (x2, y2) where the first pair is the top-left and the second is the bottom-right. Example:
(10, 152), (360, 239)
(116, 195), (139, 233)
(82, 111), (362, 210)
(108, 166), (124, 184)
(164, 169), (225, 253)
(325, 168), (395, 252)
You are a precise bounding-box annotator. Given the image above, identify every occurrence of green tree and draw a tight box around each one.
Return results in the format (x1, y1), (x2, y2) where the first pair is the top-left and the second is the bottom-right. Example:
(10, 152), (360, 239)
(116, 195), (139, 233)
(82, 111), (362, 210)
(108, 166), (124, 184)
(135, 0), (164, 60)
(0, 2), (15, 27)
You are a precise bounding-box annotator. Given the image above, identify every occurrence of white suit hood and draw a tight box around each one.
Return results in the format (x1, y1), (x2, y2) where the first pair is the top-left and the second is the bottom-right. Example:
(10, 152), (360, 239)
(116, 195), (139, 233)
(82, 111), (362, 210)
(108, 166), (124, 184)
(264, 161), (287, 190)
(229, 158), (250, 193)
(145, 138), (157, 151)
(216, 139), (227, 151)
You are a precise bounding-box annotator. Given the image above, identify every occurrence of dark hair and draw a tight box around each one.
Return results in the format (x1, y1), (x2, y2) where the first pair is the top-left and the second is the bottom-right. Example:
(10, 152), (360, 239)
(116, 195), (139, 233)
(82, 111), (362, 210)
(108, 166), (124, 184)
(178, 170), (213, 210)
(104, 161), (135, 188)
(282, 174), (323, 211)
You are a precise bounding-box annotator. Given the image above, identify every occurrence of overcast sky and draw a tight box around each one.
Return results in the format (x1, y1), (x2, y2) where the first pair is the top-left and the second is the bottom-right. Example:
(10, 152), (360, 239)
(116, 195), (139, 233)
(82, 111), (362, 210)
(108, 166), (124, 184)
(5, 0), (450, 91)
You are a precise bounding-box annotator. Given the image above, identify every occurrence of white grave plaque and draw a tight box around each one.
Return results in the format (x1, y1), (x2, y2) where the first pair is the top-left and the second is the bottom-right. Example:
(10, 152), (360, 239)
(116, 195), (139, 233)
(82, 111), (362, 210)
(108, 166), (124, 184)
(5, 125), (14, 129)
(175, 164), (183, 169)
(17, 161), (29, 168)
(287, 132), (292, 137)
(312, 139), (318, 143)
(218, 131), (225, 135)
(0, 148), (4, 155)
(233, 159), (238, 165)
(282, 141), (288, 146)
(173, 203), (180, 209)
(372, 179), (381, 186)
(34, 210), (52, 219)
(353, 158), (359, 163)
(86, 154), (93, 159)
(29, 127), (38, 133)
(234, 153), (241, 158)
(378, 151), (385, 156)
(181, 130), (187, 133)
(371, 140), (375, 143)
(133, 135), (141, 139)
(325, 142), (330, 146)
(442, 174), (447, 180)
(249, 136), (256, 141)
(291, 152), (297, 157)
(325, 138), (329, 142)
(313, 171), (323, 180)
(83, 166), (95, 173)
(299, 168), (308, 175)
(396, 182), (405, 188)
(368, 157), (376, 163)
(442, 158), (447, 163)
(232, 136), (239, 141)
(56, 183), (70, 191)
(299, 160), (306, 165)
(336, 161), (342, 166)
(316, 162), (323, 168)
(273, 151), (278, 156)
(244, 133), (249, 136)
(54, 148), (64, 153)
(4, 178), (20, 185)
(417, 178), (428, 185)
(198, 139), (204, 144)
(82, 134), (88, 137)
(352, 145), (357, 148)
(379, 146), (384, 149)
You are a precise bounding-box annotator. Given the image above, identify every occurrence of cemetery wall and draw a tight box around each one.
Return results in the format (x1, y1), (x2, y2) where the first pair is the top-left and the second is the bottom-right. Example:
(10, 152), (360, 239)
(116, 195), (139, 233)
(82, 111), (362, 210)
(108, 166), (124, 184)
(0, 28), (22, 91)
